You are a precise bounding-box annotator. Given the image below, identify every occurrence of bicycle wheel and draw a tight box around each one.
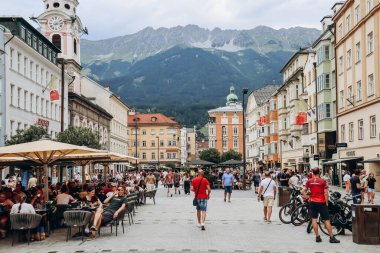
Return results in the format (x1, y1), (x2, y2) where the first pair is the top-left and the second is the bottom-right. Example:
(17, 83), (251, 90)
(319, 214), (343, 236)
(291, 203), (310, 226)
(306, 220), (313, 234)
(279, 203), (295, 224)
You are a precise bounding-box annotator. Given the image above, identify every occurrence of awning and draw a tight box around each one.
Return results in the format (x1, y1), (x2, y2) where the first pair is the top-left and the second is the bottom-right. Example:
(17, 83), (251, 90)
(322, 157), (363, 165)
(363, 157), (380, 163)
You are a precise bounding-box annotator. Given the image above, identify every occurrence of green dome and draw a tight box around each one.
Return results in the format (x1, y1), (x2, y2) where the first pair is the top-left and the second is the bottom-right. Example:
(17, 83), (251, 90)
(226, 85), (238, 105)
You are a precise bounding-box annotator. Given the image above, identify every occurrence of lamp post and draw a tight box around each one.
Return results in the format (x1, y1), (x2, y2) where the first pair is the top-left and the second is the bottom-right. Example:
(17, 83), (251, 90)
(56, 58), (67, 132)
(242, 88), (249, 189)
(133, 117), (140, 171)
(313, 62), (320, 167)
(156, 136), (160, 169)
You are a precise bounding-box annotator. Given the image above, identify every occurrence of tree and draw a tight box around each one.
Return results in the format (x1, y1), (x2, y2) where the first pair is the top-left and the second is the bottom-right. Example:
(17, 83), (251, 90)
(199, 148), (221, 164)
(55, 126), (101, 149)
(164, 162), (176, 170)
(5, 125), (48, 146)
(221, 149), (242, 162)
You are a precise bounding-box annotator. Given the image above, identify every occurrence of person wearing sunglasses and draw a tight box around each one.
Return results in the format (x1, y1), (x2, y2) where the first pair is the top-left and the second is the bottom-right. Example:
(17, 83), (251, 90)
(90, 186), (127, 238)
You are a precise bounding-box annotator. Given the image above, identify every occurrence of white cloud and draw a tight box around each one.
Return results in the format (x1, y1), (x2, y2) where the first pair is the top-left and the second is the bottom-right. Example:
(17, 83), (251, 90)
(0, 0), (333, 40)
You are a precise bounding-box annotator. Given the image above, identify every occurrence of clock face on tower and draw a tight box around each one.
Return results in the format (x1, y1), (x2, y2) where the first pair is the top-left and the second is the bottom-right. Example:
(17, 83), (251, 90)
(48, 16), (64, 32)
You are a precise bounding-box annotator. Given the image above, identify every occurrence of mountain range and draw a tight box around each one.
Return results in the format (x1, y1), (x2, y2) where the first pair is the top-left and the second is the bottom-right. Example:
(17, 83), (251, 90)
(80, 25), (321, 126)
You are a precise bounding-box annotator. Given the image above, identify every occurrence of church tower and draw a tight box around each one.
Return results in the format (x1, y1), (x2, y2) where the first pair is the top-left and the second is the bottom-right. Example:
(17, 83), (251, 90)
(37, 0), (84, 93)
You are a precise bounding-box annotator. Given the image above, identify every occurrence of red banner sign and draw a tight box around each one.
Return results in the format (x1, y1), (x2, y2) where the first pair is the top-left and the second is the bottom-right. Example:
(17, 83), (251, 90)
(37, 118), (49, 127)
(50, 90), (59, 101)
(296, 112), (307, 125)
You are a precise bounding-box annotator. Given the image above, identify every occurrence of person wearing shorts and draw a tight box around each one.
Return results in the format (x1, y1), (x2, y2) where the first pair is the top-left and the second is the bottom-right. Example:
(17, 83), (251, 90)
(302, 167), (340, 244)
(191, 169), (211, 231)
(222, 169), (234, 202)
(166, 171), (174, 197)
(258, 171), (276, 224)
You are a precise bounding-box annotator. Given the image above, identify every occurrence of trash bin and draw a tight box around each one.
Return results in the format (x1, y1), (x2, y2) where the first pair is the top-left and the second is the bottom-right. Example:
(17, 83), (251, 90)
(352, 204), (380, 245)
(277, 186), (291, 207)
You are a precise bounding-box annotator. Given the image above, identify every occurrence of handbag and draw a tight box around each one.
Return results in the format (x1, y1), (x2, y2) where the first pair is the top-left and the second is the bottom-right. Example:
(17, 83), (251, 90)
(261, 179), (272, 201)
(193, 177), (204, 206)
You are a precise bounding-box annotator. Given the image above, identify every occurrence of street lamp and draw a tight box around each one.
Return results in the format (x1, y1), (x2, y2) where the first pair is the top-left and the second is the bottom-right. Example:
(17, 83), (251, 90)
(242, 88), (249, 189)
(133, 117), (140, 171)
(56, 57), (67, 132)
(156, 136), (160, 169)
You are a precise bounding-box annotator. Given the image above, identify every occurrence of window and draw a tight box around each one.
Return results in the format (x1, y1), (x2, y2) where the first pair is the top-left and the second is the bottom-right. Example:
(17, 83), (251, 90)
(151, 140), (155, 147)
(367, 0), (373, 13)
(29, 61), (33, 79)
(142, 153), (146, 159)
(347, 86), (353, 105)
(341, 124), (346, 143)
(24, 91), (28, 110)
(36, 96), (39, 115)
(17, 52), (21, 72)
(355, 5), (360, 24)
(349, 122), (354, 142)
(339, 90), (344, 109)
(233, 126), (238, 136)
(52, 34), (61, 50)
(73, 39), (77, 54)
(222, 126), (227, 136)
(233, 138), (238, 148)
(65, 4), (70, 9)
(370, 116), (376, 138)
(17, 87), (21, 108)
(142, 140), (146, 147)
(356, 42), (361, 62)
(339, 56), (343, 74)
(53, 2), (60, 8)
(150, 129), (155, 135)
(152, 152), (156, 160)
(368, 32), (374, 54)
(358, 119), (364, 140)
(295, 85), (299, 99)
(346, 15), (351, 32)
(317, 74), (330, 92)
(23, 57), (27, 76)
(35, 64), (39, 83)
(10, 84), (15, 106)
(318, 103), (331, 120)
(356, 81), (362, 101)
(142, 129), (146, 135)
(10, 48), (14, 69)
(338, 24), (343, 39)
(222, 139), (227, 148)
(10, 121), (15, 136)
(317, 45), (330, 65)
(347, 50), (352, 68)
(30, 93), (34, 113)
(368, 74), (374, 96)
(283, 95), (287, 107)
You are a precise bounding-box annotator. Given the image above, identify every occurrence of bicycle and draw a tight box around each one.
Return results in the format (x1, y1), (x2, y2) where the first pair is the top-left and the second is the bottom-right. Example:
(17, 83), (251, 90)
(279, 187), (304, 224)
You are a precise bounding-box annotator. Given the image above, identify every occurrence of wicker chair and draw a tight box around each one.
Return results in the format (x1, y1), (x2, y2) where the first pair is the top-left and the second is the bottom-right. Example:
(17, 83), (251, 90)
(10, 213), (42, 246)
(126, 201), (135, 224)
(63, 211), (92, 242)
(110, 210), (126, 237)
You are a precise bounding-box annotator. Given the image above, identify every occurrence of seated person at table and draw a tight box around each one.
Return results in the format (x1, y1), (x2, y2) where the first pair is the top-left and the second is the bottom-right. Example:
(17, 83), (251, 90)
(56, 185), (76, 205)
(85, 187), (103, 208)
(90, 186), (127, 238)
(30, 189), (48, 209)
(0, 192), (14, 238)
(10, 192), (35, 214)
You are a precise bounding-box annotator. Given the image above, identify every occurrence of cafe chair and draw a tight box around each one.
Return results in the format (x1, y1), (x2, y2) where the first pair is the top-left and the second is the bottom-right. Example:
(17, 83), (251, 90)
(143, 190), (157, 205)
(110, 210), (126, 237)
(10, 213), (42, 246)
(63, 210), (92, 242)
(54, 204), (69, 228)
(126, 201), (135, 225)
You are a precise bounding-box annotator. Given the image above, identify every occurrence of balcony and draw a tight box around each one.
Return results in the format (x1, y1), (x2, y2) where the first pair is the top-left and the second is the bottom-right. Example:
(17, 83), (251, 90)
(290, 124), (302, 138)
(279, 129), (290, 138)
(270, 110), (278, 121)
(270, 133), (279, 142)
(278, 107), (288, 116)
(264, 136), (270, 144)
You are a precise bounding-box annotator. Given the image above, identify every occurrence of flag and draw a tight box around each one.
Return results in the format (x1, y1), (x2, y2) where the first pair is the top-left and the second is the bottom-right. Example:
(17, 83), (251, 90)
(298, 98), (308, 112)
(296, 112), (307, 125)
(47, 75), (58, 90)
(50, 90), (59, 101)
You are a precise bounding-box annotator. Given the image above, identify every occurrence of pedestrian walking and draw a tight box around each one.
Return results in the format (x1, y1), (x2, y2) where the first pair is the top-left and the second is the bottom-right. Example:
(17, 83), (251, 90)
(166, 170), (174, 197)
(301, 167), (340, 243)
(343, 172), (351, 194)
(367, 172), (376, 204)
(350, 170), (366, 204)
(174, 170), (181, 195)
(252, 171), (261, 194)
(191, 169), (211, 231)
(146, 171), (156, 191)
(222, 168), (234, 202)
(257, 171), (276, 224)
(183, 172), (191, 195)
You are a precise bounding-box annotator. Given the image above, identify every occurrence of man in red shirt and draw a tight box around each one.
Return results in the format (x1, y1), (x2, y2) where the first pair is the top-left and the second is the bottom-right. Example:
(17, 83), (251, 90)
(302, 167), (340, 243)
(191, 169), (211, 231)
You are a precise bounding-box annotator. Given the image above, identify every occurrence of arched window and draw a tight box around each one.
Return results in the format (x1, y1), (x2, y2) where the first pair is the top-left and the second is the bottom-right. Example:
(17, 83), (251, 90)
(53, 2), (60, 8)
(52, 34), (61, 50)
(73, 39), (77, 54)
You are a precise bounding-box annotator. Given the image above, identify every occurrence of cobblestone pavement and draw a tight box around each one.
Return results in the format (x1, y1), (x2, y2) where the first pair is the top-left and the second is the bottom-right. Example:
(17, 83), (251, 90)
(0, 187), (379, 253)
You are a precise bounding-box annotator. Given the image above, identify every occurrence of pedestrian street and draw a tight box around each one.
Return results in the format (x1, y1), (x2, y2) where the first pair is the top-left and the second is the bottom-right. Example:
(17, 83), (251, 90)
(0, 187), (378, 253)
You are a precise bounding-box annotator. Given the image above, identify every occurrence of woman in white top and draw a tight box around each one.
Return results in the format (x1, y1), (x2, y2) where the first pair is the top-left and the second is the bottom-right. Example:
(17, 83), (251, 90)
(10, 192), (35, 214)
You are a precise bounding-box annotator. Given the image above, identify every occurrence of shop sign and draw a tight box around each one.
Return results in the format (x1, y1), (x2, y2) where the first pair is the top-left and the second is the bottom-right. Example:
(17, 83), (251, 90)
(336, 143), (347, 148)
(314, 155), (320, 160)
(346, 151), (356, 157)
(36, 118), (49, 127)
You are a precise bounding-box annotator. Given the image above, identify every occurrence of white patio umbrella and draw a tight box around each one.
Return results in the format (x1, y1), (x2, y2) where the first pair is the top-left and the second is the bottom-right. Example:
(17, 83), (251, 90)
(0, 140), (103, 198)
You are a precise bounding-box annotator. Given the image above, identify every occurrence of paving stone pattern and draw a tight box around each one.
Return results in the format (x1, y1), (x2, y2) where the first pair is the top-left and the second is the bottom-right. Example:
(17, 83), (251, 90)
(0, 187), (379, 253)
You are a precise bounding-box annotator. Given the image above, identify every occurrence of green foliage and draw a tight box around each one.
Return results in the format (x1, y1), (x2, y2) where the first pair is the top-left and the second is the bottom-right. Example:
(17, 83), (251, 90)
(221, 149), (242, 162)
(199, 148), (221, 164)
(5, 125), (48, 146)
(165, 162), (176, 170)
(55, 126), (101, 149)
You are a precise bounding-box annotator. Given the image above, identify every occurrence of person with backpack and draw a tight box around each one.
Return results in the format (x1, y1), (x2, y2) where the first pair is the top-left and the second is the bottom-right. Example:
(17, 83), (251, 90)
(191, 169), (211, 231)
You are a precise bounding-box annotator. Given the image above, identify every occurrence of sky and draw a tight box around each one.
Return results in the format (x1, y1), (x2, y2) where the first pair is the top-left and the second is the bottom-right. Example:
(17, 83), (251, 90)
(0, 0), (334, 40)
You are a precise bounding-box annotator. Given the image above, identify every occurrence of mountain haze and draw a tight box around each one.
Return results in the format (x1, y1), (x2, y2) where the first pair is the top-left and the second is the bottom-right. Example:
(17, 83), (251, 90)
(80, 25), (320, 126)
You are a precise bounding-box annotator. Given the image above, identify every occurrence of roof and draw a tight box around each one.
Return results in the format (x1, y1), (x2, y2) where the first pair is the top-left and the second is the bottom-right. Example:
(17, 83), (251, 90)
(249, 85), (279, 106)
(128, 113), (179, 126)
(68, 92), (113, 119)
(208, 103), (243, 114)
(0, 16), (60, 53)
(280, 47), (313, 73)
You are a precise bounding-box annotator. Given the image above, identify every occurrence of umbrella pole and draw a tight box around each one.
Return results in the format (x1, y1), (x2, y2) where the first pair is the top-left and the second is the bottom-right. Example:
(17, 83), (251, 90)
(82, 165), (86, 186)
(44, 164), (49, 200)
